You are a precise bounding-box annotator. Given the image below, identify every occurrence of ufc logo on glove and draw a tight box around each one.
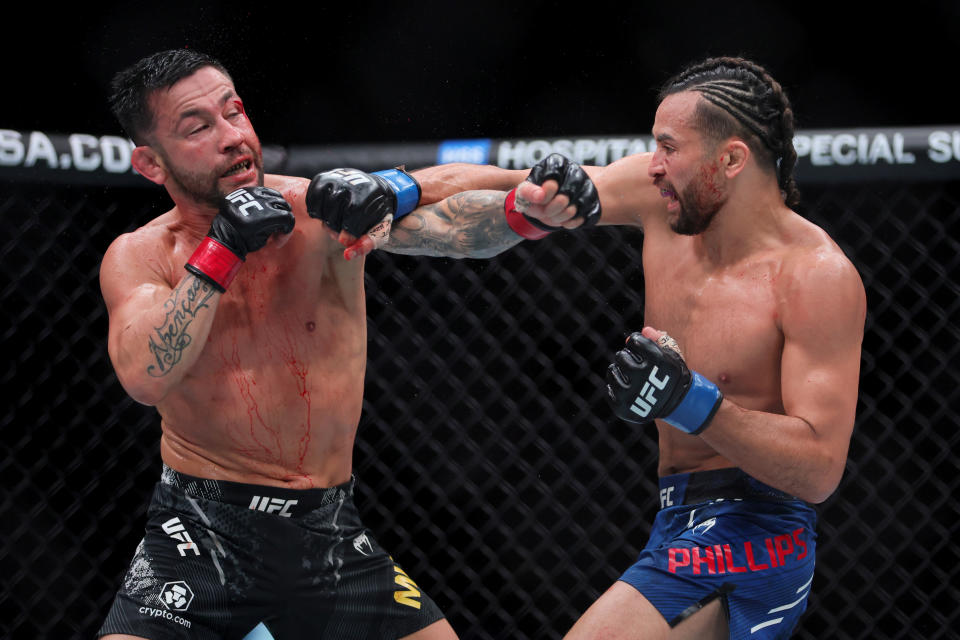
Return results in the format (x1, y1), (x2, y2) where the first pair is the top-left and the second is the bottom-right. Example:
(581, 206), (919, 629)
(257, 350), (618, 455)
(331, 169), (374, 186)
(226, 188), (265, 215)
(630, 366), (671, 418)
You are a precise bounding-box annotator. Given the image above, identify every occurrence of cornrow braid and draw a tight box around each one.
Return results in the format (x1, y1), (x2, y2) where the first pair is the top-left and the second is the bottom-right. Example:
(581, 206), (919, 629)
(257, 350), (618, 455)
(659, 57), (801, 208)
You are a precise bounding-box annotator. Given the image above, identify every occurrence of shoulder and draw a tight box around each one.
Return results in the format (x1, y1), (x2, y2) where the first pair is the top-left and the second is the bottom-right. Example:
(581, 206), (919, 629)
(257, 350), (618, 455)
(778, 217), (866, 331)
(102, 214), (173, 267)
(265, 174), (310, 212)
(784, 219), (862, 290)
(100, 211), (183, 297)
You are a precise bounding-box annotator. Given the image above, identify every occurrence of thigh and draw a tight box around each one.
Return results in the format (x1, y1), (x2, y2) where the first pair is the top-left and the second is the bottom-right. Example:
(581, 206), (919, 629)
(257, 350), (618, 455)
(623, 500), (817, 640)
(268, 502), (447, 640)
(564, 581), (675, 640)
(99, 486), (273, 639)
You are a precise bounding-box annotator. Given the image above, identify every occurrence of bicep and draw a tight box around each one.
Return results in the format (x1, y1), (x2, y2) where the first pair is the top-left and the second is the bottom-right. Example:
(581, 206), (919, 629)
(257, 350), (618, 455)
(411, 164), (529, 203)
(99, 240), (176, 362)
(779, 260), (866, 447)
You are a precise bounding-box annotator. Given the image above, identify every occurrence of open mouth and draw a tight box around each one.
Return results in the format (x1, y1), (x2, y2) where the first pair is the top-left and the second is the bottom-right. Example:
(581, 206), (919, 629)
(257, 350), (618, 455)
(222, 159), (252, 177)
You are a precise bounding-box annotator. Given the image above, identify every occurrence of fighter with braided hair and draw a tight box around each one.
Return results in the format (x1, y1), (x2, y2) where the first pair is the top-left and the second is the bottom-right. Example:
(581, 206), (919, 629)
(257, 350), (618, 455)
(514, 56), (866, 638)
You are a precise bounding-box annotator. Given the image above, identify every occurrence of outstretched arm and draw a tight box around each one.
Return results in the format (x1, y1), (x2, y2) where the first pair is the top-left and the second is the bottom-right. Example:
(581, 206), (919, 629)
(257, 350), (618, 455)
(517, 152), (665, 231)
(383, 190), (521, 258)
(410, 163), (530, 204)
(312, 154), (602, 259)
(386, 154), (604, 258)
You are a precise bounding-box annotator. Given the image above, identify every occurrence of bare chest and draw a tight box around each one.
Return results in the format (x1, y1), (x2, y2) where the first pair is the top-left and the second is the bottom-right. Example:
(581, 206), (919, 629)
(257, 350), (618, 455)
(642, 252), (786, 406)
(167, 232), (367, 383)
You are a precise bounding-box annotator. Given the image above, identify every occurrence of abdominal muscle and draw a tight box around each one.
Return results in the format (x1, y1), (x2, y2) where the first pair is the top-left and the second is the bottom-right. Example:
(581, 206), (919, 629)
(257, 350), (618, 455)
(154, 235), (368, 489)
(157, 351), (365, 489)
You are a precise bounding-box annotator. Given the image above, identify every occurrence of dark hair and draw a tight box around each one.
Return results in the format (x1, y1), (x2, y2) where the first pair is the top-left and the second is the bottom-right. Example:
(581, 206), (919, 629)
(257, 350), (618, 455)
(658, 56), (800, 209)
(109, 49), (231, 145)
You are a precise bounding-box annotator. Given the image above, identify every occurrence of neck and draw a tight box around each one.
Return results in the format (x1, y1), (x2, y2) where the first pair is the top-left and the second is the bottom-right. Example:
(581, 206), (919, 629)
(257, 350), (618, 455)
(168, 189), (219, 239)
(692, 181), (790, 267)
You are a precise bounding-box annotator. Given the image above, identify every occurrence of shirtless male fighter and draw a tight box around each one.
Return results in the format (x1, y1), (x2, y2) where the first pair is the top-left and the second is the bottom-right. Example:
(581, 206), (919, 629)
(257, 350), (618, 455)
(512, 57), (866, 639)
(96, 49), (599, 640)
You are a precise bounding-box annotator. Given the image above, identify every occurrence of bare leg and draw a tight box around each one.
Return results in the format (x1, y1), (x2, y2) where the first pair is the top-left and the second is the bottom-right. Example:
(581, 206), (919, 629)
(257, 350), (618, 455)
(564, 582), (729, 640)
(399, 618), (459, 640)
(565, 582), (672, 640)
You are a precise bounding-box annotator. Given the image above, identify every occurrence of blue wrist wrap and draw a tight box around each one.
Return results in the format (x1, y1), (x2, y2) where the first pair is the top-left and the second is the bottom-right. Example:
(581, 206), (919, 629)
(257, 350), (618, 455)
(372, 169), (421, 219)
(664, 372), (723, 435)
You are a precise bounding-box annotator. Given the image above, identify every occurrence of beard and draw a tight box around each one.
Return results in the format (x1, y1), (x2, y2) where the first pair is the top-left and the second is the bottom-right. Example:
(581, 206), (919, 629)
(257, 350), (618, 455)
(668, 176), (724, 236)
(160, 148), (265, 208)
(165, 163), (224, 208)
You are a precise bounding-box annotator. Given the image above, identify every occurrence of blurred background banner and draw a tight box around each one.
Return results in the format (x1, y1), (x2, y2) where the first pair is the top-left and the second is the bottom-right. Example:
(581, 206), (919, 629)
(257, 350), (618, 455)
(3, 125), (959, 185)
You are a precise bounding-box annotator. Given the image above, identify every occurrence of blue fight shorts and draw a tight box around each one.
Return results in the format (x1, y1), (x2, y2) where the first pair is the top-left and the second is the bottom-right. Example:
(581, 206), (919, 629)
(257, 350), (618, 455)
(620, 468), (817, 639)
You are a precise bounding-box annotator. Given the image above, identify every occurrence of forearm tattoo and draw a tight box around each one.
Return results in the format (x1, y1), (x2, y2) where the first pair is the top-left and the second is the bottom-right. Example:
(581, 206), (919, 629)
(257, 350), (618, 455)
(146, 277), (216, 377)
(384, 191), (523, 258)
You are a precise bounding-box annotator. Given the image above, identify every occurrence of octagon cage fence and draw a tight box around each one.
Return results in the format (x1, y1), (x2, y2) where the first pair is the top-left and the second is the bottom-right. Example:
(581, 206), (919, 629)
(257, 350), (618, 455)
(1, 125), (958, 639)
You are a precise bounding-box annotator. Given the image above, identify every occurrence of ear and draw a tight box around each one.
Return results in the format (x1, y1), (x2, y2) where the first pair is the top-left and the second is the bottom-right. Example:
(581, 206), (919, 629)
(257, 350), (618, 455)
(131, 146), (166, 185)
(721, 140), (750, 178)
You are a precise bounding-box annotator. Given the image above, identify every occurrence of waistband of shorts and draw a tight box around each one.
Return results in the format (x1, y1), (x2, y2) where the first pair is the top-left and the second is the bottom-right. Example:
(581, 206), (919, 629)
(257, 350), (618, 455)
(160, 464), (354, 516)
(658, 467), (799, 508)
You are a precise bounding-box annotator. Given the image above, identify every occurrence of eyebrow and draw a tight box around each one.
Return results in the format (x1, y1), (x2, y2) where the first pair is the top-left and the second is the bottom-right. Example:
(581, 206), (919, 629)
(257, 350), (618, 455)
(177, 90), (237, 124)
(654, 132), (677, 144)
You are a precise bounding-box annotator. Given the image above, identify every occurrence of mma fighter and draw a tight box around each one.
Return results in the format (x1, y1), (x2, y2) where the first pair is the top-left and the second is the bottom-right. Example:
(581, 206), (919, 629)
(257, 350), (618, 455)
(96, 48), (599, 640)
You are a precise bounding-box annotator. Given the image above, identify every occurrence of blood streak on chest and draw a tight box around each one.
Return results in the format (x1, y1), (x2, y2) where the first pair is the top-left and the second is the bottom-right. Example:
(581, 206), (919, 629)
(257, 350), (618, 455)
(219, 337), (281, 461)
(276, 325), (312, 473)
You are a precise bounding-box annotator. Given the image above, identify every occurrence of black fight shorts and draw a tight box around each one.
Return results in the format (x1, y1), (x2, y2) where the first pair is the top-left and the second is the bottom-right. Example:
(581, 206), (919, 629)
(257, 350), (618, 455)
(98, 466), (445, 639)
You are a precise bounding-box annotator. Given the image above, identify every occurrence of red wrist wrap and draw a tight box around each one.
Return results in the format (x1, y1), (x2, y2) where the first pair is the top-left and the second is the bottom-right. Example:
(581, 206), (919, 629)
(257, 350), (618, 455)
(186, 237), (242, 291)
(504, 189), (551, 240)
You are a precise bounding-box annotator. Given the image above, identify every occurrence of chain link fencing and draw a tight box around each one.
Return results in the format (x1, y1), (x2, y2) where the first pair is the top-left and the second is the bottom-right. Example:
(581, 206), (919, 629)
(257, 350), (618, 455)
(1, 176), (958, 639)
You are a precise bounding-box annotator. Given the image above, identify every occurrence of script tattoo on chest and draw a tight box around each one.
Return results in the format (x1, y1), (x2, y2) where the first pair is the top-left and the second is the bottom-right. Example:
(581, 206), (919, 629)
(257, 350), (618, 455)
(147, 277), (216, 377)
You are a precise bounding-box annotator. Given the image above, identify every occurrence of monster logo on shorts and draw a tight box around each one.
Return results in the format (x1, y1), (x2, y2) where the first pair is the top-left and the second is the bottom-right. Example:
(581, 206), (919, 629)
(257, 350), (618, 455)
(159, 581), (195, 611)
(353, 532), (374, 556)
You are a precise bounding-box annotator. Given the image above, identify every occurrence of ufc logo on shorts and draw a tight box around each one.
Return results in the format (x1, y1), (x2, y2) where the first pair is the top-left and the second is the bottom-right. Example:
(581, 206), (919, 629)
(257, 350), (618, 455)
(333, 169), (373, 186)
(660, 486), (675, 508)
(248, 495), (298, 517)
(161, 517), (200, 556)
(630, 366), (670, 418)
(226, 188), (264, 216)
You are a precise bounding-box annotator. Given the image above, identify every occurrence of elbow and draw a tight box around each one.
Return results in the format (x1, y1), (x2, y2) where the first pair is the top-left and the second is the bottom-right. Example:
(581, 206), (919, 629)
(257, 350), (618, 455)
(110, 342), (170, 406)
(799, 483), (837, 505)
(124, 382), (165, 407)
(114, 369), (167, 407)
(799, 453), (847, 504)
